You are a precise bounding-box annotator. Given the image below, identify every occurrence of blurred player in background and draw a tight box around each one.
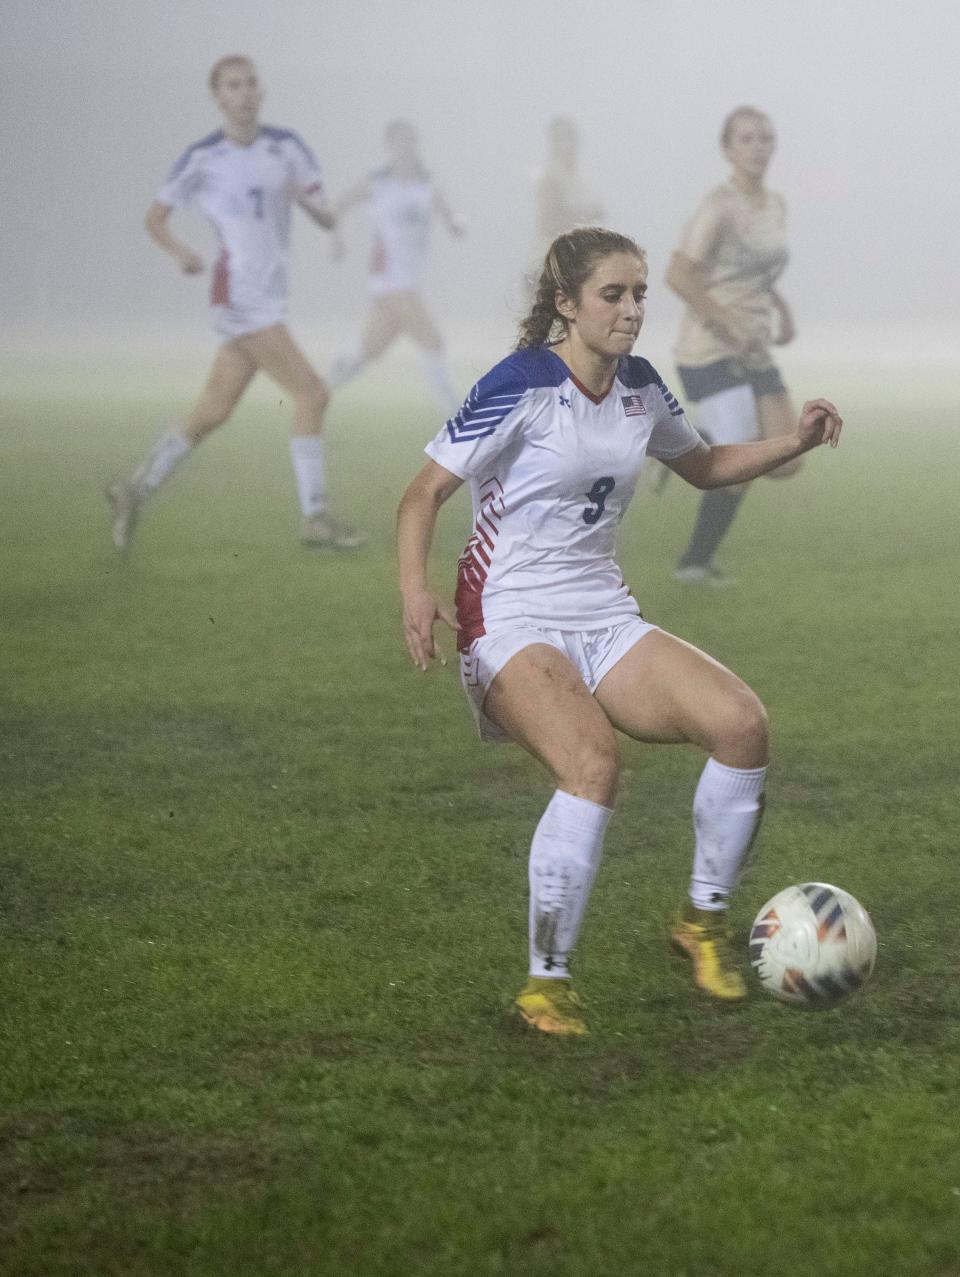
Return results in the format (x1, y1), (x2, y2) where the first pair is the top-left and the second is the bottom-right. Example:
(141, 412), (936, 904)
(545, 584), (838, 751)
(397, 226), (843, 1035)
(530, 116), (604, 274)
(667, 106), (798, 585)
(107, 55), (364, 554)
(325, 120), (465, 414)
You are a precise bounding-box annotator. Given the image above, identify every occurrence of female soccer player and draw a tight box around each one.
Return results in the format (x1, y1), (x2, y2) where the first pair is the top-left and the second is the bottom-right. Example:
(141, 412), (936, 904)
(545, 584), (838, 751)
(325, 120), (464, 414)
(107, 55), (363, 554)
(397, 227), (842, 1035)
(667, 106), (798, 585)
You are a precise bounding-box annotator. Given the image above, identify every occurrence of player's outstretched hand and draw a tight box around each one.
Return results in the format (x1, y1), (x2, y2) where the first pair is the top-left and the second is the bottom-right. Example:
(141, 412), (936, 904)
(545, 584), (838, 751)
(797, 398), (843, 451)
(178, 250), (204, 275)
(403, 588), (458, 672)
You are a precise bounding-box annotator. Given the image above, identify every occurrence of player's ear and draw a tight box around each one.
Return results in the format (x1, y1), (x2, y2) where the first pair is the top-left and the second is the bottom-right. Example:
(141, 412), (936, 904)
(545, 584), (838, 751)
(555, 291), (577, 322)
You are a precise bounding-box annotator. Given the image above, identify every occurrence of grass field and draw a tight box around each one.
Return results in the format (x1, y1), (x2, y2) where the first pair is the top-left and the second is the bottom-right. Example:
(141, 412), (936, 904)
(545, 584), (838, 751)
(2, 348), (959, 1276)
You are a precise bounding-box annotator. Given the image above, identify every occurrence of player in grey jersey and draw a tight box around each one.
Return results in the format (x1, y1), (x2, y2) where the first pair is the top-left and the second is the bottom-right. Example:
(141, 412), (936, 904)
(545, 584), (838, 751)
(667, 106), (800, 585)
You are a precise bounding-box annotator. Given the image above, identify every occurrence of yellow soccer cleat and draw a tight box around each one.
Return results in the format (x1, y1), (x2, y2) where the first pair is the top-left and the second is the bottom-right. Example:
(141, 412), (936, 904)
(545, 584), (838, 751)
(515, 977), (588, 1036)
(671, 905), (747, 1001)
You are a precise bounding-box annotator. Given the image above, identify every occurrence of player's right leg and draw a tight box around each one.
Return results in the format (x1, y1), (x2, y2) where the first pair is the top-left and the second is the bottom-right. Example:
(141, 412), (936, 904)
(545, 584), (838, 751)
(674, 374), (758, 586)
(480, 641), (619, 1035)
(107, 342), (255, 555)
(396, 293), (460, 415)
(236, 324), (364, 549)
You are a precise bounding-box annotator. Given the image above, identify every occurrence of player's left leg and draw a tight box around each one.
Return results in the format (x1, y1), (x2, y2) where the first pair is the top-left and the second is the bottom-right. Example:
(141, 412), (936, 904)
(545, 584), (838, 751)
(237, 324), (364, 548)
(397, 293), (461, 415)
(106, 341), (257, 555)
(327, 296), (404, 389)
(757, 390), (803, 479)
(595, 629), (769, 1000)
(674, 383), (758, 586)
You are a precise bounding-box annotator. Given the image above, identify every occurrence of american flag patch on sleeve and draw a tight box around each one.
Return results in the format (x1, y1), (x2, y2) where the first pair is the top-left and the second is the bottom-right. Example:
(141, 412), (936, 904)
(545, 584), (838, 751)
(621, 394), (646, 417)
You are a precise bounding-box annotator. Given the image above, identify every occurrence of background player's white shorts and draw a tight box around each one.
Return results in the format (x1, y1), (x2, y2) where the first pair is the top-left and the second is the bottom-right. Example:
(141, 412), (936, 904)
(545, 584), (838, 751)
(695, 383), (760, 445)
(212, 304), (287, 341)
(460, 618), (659, 743)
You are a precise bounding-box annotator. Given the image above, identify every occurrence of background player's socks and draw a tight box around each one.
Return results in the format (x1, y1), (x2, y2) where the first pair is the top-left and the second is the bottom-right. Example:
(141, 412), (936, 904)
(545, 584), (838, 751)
(326, 345), (364, 389)
(676, 487), (745, 571)
(289, 435), (328, 517)
(689, 758), (766, 909)
(131, 426), (192, 498)
(528, 789), (612, 979)
(421, 350), (460, 416)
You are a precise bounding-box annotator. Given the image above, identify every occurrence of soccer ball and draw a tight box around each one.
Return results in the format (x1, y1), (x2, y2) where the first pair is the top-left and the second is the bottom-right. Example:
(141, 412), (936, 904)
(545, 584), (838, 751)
(749, 882), (877, 1008)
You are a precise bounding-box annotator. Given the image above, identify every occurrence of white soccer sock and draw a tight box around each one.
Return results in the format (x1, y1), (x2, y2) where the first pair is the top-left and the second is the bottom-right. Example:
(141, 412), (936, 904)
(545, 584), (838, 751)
(326, 345), (365, 389)
(130, 427), (192, 497)
(689, 758), (767, 911)
(420, 350), (460, 416)
(289, 435), (328, 518)
(528, 789), (613, 979)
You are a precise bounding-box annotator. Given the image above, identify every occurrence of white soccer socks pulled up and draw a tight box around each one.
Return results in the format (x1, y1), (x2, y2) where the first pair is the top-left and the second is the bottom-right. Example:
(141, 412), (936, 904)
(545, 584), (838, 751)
(288, 434), (329, 518)
(528, 789), (613, 980)
(130, 427), (193, 498)
(689, 757), (767, 911)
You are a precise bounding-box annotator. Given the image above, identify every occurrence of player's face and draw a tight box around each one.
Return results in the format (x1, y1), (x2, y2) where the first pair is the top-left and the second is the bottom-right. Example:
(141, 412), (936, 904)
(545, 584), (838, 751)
(561, 252), (647, 359)
(725, 114), (776, 179)
(214, 63), (262, 125)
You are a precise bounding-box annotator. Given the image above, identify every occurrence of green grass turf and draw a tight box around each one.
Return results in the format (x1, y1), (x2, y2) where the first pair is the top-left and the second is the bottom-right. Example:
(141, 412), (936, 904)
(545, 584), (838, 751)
(2, 353), (959, 1275)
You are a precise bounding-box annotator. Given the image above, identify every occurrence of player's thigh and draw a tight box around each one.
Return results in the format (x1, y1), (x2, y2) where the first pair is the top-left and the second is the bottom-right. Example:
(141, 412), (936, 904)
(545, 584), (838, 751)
(188, 342), (258, 427)
(361, 297), (404, 359)
(396, 292), (443, 350)
(696, 382), (760, 445)
(593, 628), (767, 758)
(756, 390), (796, 439)
(757, 391), (802, 477)
(483, 643), (619, 797)
(237, 324), (325, 400)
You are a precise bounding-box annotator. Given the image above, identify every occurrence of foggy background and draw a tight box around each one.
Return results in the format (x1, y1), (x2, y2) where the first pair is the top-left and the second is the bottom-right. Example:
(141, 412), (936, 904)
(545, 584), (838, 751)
(2, 0), (958, 368)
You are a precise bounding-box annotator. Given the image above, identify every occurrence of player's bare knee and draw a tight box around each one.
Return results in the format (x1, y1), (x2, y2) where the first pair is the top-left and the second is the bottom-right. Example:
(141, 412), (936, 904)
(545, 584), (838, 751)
(717, 690), (769, 766)
(299, 375), (329, 416)
(561, 736), (619, 805)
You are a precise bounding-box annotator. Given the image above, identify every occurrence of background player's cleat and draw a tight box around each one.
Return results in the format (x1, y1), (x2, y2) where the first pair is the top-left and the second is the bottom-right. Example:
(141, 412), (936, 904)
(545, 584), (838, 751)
(105, 479), (141, 556)
(300, 513), (366, 550)
(515, 977), (587, 1035)
(671, 907), (747, 1001)
(671, 564), (738, 588)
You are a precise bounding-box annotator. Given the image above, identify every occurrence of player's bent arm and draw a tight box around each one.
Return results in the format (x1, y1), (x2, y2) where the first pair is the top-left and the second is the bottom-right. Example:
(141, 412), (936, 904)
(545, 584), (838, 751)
(668, 399), (843, 489)
(144, 201), (203, 274)
(665, 251), (742, 341)
(433, 189), (465, 237)
(327, 178), (372, 258)
(330, 177), (372, 221)
(397, 461), (463, 669)
(298, 193), (336, 230)
(770, 289), (796, 345)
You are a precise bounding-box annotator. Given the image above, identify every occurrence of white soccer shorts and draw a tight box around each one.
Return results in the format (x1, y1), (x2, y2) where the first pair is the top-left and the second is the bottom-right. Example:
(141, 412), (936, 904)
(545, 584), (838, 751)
(460, 617), (659, 743)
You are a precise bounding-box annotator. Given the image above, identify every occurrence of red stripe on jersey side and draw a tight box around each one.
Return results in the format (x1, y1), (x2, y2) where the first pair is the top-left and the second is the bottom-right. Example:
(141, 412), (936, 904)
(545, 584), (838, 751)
(211, 250), (231, 306)
(455, 477), (504, 652)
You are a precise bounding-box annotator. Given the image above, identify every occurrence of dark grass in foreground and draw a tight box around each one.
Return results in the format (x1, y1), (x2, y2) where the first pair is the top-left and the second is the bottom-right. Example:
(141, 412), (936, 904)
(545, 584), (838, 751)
(2, 360), (959, 1276)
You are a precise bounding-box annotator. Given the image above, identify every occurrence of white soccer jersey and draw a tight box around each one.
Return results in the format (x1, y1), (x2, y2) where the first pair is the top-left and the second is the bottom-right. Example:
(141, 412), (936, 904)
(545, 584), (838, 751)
(157, 126), (325, 336)
(367, 169), (433, 294)
(425, 348), (702, 649)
